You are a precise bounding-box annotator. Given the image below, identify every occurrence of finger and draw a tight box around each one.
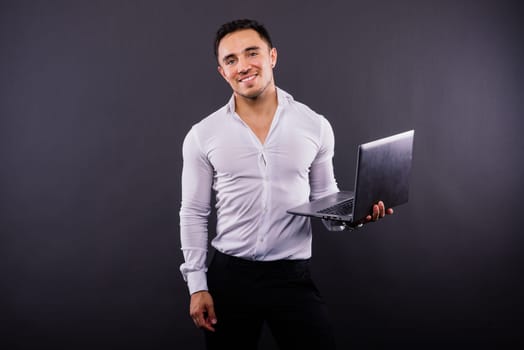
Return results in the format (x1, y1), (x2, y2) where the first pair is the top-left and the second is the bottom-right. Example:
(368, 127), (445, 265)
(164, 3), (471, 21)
(378, 201), (385, 218)
(194, 312), (215, 332)
(191, 307), (206, 328)
(373, 204), (380, 221)
(386, 208), (394, 215)
(201, 312), (216, 332)
(207, 304), (218, 327)
(193, 312), (204, 328)
(201, 320), (216, 332)
(366, 206), (377, 221)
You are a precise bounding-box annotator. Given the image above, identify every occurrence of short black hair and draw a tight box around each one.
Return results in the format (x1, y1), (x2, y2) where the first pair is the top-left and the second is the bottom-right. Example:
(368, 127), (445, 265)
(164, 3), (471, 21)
(214, 19), (273, 59)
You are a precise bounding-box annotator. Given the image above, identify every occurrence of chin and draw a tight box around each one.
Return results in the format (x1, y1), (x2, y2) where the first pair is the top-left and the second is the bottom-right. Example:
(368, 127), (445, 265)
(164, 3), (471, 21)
(236, 88), (263, 100)
(242, 81), (272, 97)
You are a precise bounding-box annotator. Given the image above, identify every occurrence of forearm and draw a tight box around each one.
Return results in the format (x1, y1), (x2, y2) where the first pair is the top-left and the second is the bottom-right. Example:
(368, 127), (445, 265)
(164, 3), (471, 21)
(180, 204), (210, 294)
(180, 249), (209, 295)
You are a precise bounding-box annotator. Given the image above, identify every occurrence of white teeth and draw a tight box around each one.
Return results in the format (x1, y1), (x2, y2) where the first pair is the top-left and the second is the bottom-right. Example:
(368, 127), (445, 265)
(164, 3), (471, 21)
(240, 75), (256, 82)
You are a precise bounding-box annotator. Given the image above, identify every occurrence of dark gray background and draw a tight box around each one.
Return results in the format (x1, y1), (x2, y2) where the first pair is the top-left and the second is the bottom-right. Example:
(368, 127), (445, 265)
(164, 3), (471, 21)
(1, 0), (523, 349)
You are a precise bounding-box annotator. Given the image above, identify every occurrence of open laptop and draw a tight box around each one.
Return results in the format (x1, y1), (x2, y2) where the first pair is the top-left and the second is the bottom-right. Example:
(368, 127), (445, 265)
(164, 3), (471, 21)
(287, 130), (414, 227)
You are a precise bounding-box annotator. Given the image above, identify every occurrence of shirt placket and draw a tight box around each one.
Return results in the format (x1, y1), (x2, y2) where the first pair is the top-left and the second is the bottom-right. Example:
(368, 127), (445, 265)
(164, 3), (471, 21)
(253, 146), (271, 260)
(252, 108), (283, 260)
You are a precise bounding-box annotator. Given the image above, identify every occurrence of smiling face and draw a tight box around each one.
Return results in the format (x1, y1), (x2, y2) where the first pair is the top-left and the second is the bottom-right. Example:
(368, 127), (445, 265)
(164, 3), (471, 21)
(217, 29), (277, 101)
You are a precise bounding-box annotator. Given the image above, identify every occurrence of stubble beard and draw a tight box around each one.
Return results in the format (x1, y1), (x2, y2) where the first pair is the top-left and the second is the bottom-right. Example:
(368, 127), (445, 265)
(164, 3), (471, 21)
(235, 77), (274, 101)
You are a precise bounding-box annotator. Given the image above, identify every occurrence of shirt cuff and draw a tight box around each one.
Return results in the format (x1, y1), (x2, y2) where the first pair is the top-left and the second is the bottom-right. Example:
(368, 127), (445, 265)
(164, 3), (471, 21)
(186, 271), (208, 295)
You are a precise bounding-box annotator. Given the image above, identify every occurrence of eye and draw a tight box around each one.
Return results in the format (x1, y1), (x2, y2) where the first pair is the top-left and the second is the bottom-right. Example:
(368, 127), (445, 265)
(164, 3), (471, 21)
(225, 58), (236, 65)
(249, 51), (258, 57)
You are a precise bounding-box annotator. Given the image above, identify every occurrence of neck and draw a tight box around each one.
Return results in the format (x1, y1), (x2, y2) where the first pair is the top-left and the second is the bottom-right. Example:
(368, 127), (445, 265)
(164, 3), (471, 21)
(234, 85), (278, 118)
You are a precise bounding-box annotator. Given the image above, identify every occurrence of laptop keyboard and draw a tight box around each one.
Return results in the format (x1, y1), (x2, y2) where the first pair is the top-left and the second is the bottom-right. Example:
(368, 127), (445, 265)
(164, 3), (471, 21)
(317, 199), (354, 216)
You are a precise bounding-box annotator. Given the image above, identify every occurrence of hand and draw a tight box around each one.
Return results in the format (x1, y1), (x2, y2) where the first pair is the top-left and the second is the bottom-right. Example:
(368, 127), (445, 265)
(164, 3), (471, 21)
(190, 290), (217, 332)
(365, 201), (394, 223)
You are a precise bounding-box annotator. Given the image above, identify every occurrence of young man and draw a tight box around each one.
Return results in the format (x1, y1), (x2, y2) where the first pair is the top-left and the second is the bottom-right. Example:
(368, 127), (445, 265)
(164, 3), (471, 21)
(180, 19), (392, 349)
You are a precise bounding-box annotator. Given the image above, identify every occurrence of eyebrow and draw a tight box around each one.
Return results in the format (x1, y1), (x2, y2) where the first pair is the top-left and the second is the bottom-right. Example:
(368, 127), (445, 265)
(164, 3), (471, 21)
(222, 46), (261, 63)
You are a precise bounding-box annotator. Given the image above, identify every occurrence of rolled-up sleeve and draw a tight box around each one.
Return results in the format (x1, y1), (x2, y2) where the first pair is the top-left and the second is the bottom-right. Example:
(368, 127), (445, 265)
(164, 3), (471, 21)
(179, 127), (213, 295)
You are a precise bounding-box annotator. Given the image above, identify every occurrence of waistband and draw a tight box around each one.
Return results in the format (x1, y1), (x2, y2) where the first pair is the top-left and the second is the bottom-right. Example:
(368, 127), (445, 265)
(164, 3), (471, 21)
(213, 249), (310, 269)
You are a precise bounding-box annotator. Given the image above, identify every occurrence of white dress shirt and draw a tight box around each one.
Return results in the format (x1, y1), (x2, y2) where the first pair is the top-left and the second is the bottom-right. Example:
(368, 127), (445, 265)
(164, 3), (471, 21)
(180, 88), (339, 294)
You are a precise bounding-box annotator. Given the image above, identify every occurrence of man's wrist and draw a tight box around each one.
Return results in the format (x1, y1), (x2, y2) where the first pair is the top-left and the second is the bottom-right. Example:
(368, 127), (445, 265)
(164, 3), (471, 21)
(191, 289), (209, 296)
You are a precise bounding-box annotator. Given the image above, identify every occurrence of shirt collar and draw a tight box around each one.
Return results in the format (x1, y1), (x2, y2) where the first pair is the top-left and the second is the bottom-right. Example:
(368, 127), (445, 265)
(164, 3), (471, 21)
(226, 87), (294, 115)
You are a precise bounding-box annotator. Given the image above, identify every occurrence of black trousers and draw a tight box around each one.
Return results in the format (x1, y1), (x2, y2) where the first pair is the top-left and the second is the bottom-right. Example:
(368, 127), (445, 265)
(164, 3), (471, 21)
(205, 250), (336, 350)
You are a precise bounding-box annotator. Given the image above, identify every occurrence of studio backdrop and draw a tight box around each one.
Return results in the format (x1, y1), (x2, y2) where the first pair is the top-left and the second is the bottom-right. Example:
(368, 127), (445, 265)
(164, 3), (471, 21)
(1, 1), (523, 349)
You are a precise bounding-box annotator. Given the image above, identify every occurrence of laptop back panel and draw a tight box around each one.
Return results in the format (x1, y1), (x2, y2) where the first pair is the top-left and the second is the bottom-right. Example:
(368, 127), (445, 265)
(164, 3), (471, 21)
(352, 130), (414, 224)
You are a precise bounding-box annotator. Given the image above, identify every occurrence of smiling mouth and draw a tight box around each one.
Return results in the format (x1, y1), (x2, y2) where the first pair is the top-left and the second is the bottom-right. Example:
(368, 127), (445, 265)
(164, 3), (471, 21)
(238, 74), (257, 83)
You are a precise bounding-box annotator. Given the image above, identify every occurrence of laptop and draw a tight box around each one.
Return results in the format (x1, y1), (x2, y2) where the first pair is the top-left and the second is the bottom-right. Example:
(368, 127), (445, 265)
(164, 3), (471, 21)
(287, 130), (414, 227)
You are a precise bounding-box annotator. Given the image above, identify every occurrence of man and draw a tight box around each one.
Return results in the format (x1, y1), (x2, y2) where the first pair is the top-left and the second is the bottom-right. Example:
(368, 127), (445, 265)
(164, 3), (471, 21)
(180, 19), (392, 349)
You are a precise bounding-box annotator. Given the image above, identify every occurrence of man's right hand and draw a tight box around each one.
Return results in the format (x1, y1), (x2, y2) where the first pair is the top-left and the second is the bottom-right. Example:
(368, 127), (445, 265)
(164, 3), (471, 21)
(190, 290), (217, 332)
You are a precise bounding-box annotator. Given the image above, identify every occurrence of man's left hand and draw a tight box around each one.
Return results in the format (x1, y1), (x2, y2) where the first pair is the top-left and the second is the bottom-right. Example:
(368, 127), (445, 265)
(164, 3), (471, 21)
(365, 200), (394, 223)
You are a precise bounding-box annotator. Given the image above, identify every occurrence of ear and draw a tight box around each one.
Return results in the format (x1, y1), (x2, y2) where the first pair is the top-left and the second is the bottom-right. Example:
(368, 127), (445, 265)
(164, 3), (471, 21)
(217, 65), (229, 82)
(270, 47), (278, 68)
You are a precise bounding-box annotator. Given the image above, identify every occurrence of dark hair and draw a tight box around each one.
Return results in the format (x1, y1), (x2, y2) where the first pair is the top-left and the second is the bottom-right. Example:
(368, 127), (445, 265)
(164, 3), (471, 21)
(214, 19), (273, 59)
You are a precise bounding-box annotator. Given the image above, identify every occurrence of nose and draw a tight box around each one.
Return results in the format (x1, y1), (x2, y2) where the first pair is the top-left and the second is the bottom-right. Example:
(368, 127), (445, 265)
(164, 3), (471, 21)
(237, 56), (250, 74)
